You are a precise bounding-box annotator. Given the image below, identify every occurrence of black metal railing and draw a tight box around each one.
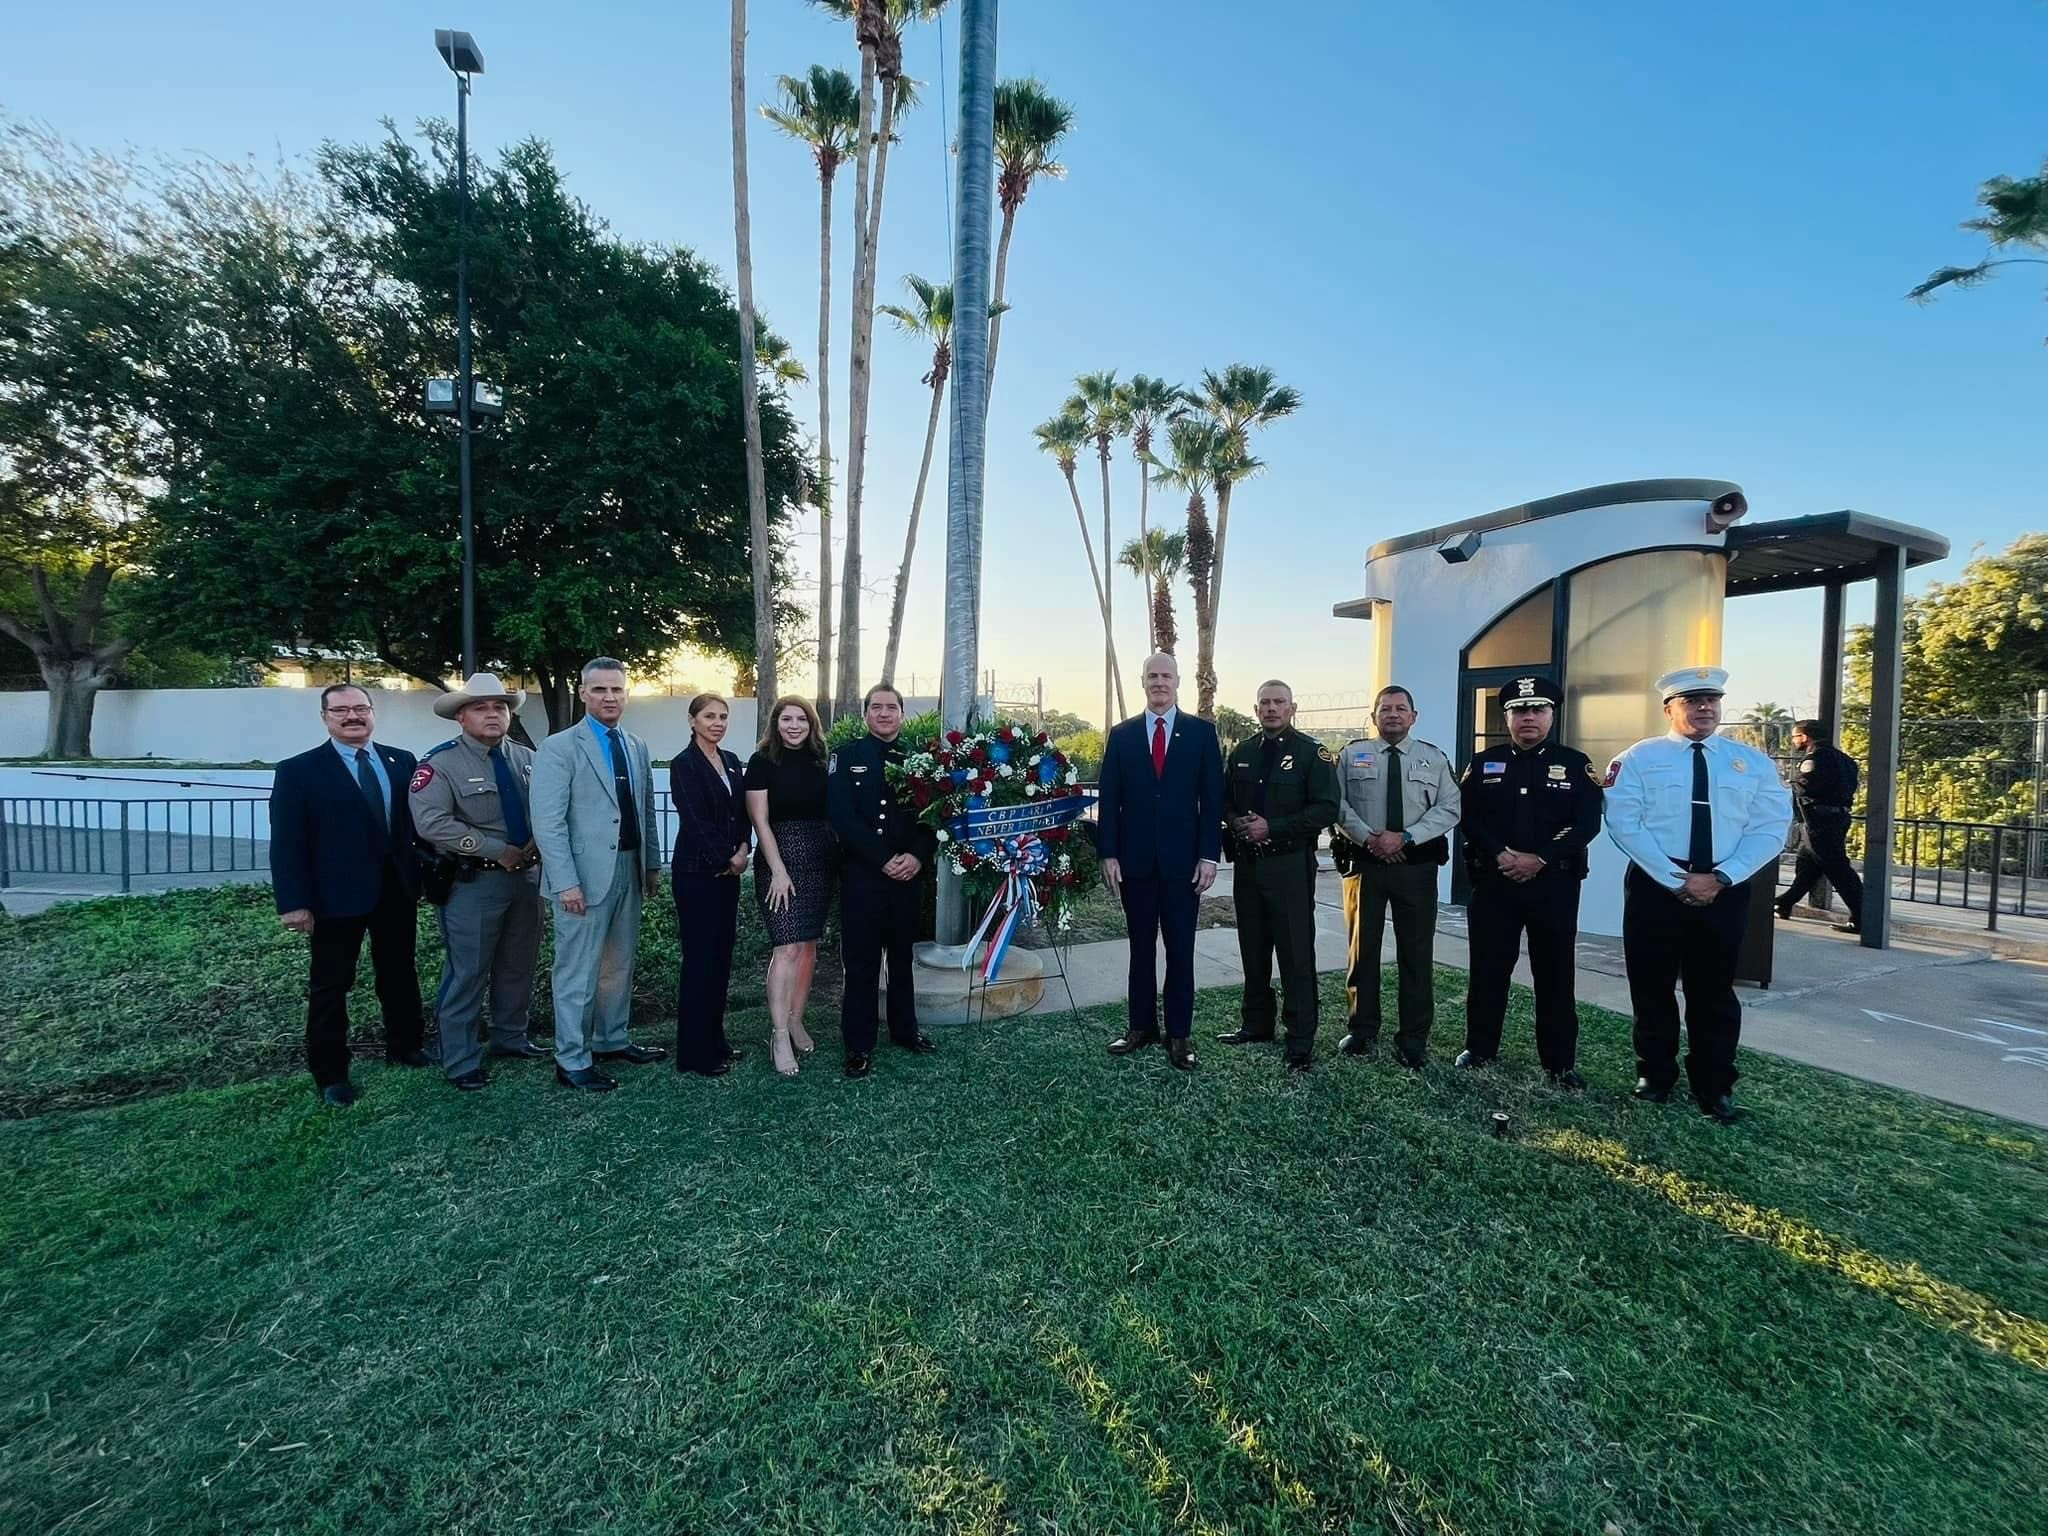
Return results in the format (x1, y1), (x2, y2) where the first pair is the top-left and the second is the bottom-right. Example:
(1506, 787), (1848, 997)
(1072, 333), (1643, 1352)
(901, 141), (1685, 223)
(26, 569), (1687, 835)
(1780, 814), (2048, 930)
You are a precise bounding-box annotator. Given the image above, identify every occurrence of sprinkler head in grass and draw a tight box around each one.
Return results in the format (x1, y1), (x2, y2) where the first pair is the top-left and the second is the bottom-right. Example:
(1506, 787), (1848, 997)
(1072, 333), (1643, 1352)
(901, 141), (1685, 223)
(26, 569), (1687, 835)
(1491, 1111), (1511, 1139)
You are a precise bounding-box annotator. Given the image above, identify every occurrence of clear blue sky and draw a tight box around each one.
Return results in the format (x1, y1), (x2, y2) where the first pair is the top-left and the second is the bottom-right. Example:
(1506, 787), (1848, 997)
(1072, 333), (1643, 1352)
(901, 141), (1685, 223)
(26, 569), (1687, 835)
(9, 0), (2045, 726)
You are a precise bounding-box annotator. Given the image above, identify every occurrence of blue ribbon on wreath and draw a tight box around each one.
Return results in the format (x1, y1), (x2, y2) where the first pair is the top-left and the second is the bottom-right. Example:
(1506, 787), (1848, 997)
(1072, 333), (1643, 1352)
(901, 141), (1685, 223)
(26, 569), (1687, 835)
(961, 834), (1050, 982)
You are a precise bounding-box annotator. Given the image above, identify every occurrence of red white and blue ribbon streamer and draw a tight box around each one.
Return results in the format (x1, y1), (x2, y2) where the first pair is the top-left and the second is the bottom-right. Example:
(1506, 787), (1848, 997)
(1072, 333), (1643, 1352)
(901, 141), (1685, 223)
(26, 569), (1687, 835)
(956, 793), (1091, 982)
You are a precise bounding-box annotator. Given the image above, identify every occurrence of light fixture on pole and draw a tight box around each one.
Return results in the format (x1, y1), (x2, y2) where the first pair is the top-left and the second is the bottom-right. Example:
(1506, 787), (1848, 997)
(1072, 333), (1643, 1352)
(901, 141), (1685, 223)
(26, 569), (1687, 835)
(435, 28), (485, 675)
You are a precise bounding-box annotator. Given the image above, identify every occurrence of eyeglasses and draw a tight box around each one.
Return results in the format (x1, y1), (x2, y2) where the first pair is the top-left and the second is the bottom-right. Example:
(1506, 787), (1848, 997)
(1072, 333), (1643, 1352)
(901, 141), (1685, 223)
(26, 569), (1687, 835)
(324, 706), (375, 718)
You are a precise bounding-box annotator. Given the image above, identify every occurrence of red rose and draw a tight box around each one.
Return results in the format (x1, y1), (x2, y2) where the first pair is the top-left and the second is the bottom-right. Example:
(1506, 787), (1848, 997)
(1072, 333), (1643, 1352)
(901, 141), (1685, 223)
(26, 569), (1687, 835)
(946, 730), (965, 745)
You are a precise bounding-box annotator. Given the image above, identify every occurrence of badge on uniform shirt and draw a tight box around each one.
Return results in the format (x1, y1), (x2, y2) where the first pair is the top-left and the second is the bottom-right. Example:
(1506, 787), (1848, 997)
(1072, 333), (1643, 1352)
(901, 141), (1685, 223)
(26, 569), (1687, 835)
(1483, 761), (1506, 775)
(1280, 755), (1294, 770)
(1733, 758), (1747, 774)
(1548, 764), (1567, 780)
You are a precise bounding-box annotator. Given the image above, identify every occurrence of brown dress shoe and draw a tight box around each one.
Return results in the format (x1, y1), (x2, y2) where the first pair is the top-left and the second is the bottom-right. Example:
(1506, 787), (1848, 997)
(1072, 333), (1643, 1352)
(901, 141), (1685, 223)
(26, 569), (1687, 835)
(1107, 1027), (1160, 1057)
(1167, 1038), (1198, 1071)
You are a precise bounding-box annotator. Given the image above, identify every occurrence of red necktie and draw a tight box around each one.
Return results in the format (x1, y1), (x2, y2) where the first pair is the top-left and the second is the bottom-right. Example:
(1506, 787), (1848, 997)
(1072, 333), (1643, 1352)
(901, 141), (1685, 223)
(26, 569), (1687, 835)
(1152, 717), (1166, 779)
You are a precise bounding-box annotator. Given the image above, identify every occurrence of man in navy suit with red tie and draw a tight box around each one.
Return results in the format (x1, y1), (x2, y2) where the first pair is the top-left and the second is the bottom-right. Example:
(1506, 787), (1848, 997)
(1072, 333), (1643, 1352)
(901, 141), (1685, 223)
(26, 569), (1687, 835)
(270, 684), (428, 1108)
(1095, 652), (1225, 1070)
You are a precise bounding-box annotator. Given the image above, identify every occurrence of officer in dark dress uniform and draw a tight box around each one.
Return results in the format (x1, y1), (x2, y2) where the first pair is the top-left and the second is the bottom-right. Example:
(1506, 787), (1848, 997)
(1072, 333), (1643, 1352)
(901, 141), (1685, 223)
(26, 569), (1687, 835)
(828, 684), (939, 1079)
(1773, 718), (1864, 933)
(1455, 674), (1603, 1086)
(1215, 681), (1341, 1069)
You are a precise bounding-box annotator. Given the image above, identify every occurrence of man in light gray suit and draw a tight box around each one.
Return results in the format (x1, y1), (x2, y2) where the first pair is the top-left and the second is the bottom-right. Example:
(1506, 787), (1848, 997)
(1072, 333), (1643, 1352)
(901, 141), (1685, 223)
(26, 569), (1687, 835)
(530, 657), (669, 1092)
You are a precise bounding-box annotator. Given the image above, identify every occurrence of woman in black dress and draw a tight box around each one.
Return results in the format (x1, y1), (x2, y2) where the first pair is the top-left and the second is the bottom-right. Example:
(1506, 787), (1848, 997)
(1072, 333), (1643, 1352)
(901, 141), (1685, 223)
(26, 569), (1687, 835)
(669, 693), (751, 1077)
(744, 695), (834, 1077)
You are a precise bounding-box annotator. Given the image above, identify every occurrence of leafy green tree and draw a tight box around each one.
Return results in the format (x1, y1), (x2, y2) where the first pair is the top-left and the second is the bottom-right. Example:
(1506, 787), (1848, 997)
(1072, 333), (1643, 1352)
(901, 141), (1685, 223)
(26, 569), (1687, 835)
(143, 125), (807, 728)
(1214, 704), (1256, 747)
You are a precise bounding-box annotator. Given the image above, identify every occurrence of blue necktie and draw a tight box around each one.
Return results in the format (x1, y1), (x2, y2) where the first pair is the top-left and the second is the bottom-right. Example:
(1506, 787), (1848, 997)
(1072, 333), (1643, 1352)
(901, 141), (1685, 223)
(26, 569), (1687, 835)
(490, 744), (531, 846)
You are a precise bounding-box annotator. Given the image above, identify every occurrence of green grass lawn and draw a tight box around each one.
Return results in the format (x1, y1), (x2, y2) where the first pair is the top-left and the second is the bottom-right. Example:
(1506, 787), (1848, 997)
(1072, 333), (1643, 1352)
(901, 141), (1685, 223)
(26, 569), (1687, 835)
(2, 890), (2045, 1534)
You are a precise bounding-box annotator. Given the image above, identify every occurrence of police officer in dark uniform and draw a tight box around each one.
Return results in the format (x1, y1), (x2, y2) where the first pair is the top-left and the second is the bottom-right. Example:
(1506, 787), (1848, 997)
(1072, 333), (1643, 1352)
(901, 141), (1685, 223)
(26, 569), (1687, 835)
(1454, 675), (1603, 1086)
(828, 683), (939, 1079)
(1773, 718), (1864, 933)
(1216, 680), (1340, 1070)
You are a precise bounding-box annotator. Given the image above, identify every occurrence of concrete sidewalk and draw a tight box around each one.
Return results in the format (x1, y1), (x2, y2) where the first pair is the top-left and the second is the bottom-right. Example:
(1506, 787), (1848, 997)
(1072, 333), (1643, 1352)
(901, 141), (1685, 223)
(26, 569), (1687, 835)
(1027, 869), (2048, 1130)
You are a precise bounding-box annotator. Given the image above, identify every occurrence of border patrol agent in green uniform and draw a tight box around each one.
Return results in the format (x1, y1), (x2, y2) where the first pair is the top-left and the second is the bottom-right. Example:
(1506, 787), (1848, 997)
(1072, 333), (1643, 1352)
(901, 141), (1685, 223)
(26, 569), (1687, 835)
(1216, 680), (1340, 1069)
(409, 672), (545, 1091)
(1454, 674), (1603, 1086)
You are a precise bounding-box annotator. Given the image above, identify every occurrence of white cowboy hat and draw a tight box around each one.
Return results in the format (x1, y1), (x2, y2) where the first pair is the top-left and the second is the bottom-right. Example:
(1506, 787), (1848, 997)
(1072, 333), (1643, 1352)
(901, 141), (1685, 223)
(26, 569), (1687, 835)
(434, 671), (528, 719)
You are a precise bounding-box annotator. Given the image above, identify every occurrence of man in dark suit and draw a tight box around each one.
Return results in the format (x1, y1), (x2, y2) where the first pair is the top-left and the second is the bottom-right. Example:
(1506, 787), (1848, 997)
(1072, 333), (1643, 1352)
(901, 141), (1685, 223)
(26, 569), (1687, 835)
(1096, 652), (1225, 1070)
(270, 684), (428, 1107)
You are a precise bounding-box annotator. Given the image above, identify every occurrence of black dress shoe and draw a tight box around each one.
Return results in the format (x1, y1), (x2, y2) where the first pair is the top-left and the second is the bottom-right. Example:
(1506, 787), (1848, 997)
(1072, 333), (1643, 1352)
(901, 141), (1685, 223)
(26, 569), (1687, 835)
(555, 1065), (618, 1093)
(1831, 923), (1861, 935)
(595, 1043), (668, 1065)
(1453, 1050), (1494, 1070)
(894, 1032), (938, 1054)
(1167, 1038), (1198, 1071)
(1632, 1078), (1671, 1103)
(1284, 1052), (1312, 1072)
(386, 1048), (433, 1068)
(1701, 1093), (1743, 1125)
(844, 1053), (872, 1080)
(1550, 1068), (1588, 1091)
(1395, 1053), (1427, 1071)
(319, 1080), (357, 1109)
(1216, 1028), (1276, 1046)
(679, 1059), (732, 1079)
(1336, 1033), (1376, 1057)
(1773, 902), (1794, 920)
(1107, 1028), (1160, 1057)
(489, 1041), (547, 1060)
(450, 1069), (490, 1092)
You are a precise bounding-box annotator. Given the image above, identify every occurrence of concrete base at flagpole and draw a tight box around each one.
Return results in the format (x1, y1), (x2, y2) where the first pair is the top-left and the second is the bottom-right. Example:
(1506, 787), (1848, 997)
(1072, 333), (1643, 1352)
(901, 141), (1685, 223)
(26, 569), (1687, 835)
(901, 940), (1045, 1024)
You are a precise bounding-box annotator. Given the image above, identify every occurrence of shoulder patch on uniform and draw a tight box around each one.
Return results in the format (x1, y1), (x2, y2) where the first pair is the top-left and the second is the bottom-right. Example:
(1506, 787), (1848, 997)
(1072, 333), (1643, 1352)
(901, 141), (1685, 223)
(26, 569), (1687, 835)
(1800, 758), (1815, 773)
(1317, 744), (1335, 763)
(408, 764), (436, 794)
(1603, 758), (1622, 788)
(1585, 763), (1601, 782)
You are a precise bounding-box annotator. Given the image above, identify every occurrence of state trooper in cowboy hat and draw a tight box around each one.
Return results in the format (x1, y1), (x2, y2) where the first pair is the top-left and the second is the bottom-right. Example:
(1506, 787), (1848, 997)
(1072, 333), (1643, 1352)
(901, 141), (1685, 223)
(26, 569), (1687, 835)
(1455, 674), (1603, 1086)
(1602, 665), (1791, 1124)
(409, 672), (546, 1090)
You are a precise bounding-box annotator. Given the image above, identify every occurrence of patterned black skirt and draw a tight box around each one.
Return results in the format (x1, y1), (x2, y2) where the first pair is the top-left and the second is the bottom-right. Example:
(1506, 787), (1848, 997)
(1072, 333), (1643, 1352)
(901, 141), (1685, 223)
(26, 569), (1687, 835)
(755, 816), (835, 945)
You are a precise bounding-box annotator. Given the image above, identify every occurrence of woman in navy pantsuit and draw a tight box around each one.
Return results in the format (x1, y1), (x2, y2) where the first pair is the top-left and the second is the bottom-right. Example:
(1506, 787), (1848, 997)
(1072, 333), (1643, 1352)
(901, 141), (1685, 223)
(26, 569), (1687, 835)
(669, 693), (751, 1077)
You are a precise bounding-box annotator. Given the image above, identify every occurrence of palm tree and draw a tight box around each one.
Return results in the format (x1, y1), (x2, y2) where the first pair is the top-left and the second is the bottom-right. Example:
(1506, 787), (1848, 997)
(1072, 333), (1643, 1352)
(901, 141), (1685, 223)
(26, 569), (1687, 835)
(985, 78), (1073, 400)
(1151, 417), (1238, 714)
(1119, 528), (1187, 657)
(1185, 364), (1300, 715)
(1068, 370), (1124, 733)
(812, 0), (947, 716)
(1746, 701), (1793, 756)
(874, 276), (1004, 685)
(762, 64), (858, 718)
(1035, 406), (1126, 722)
(730, 0), (776, 701)
(1910, 158), (2048, 326)
(1117, 374), (1180, 649)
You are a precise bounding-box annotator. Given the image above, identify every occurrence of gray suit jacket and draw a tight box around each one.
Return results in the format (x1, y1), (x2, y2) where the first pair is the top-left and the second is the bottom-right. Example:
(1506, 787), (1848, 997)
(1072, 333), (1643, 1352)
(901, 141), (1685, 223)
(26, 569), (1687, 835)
(530, 719), (659, 904)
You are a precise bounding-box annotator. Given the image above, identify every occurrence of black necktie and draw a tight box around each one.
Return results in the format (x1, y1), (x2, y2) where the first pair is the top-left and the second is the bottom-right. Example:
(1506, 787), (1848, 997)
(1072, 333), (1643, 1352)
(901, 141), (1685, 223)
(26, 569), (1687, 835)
(606, 728), (641, 853)
(354, 748), (387, 835)
(1252, 735), (1281, 813)
(1385, 746), (1405, 835)
(1689, 743), (1714, 873)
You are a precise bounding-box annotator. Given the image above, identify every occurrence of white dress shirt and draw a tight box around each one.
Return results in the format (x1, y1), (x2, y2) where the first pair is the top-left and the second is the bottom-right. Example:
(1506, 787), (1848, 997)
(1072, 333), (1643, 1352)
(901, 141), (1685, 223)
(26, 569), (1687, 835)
(1603, 729), (1793, 890)
(1143, 706), (1178, 762)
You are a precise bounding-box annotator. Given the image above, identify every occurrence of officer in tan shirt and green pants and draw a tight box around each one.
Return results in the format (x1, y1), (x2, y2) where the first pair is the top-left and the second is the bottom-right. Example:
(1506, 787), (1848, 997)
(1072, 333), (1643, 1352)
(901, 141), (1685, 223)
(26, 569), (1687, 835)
(1334, 685), (1462, 1068)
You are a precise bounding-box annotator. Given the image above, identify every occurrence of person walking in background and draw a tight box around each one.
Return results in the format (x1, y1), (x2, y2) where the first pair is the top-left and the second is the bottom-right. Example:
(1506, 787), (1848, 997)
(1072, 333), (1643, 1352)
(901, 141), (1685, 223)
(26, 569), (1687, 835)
(1333, 685), (1460, 1069)
(269, 684), (428, 1108)
(744, 696), (834, 1078)
(409, 672), (545, 1092)
(529, 657), (667, 1093)
(1774, 717), (1865, 934)
(669, 693), (751, 1078)
(1096, 652), (1225, 1072)
(1605, 667), (1793, 1124)
(829, 684), (938, 1079)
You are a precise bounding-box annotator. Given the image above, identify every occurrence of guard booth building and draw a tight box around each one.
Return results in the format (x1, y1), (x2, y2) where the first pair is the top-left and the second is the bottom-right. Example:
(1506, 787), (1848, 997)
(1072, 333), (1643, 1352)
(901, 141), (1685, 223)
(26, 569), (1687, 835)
(1333, 479), (1948, 947)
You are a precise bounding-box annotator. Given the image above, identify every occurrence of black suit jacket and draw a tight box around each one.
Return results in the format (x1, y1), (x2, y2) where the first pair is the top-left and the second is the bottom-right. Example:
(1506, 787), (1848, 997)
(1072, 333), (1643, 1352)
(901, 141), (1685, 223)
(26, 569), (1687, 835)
(1094, 711), (1225, 880)
(669, 745), (750, 875)
(270, 740), (419, 918)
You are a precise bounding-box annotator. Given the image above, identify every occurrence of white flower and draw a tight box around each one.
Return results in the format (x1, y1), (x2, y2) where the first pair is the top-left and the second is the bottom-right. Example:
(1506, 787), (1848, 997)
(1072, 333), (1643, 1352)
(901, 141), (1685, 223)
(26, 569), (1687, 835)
(1064, 767), (1078, 785)
(936, 828), (951, 843)
(1024, 783), (1039, 797)
(1028, 753), (1043, 767)
(997, 763), (1014, 778)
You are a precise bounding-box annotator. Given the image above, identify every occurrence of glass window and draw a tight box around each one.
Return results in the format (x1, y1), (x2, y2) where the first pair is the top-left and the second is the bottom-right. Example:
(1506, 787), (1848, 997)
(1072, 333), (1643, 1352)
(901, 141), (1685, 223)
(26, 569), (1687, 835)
(1466, 584), (1553, 668)
(1565, 551), (1726, 773)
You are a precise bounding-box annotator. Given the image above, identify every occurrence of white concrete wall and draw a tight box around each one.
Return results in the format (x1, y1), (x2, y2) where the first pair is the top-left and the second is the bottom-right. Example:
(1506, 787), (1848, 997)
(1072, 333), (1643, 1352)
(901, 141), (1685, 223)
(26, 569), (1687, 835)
(1359, 496), (1728, 935)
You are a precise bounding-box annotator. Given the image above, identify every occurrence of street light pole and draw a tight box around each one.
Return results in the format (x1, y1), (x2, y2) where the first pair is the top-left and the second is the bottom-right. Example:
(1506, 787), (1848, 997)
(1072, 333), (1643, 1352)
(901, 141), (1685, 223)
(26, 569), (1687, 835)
(436, 29), (486, 677)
